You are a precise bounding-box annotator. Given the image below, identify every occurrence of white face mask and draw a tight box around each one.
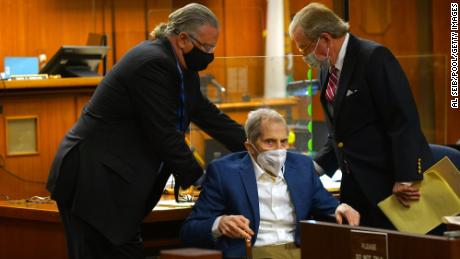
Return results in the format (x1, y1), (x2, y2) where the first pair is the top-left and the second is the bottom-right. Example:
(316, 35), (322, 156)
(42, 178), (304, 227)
(303, 38), (329, 68)
(255, 149), (287, 177)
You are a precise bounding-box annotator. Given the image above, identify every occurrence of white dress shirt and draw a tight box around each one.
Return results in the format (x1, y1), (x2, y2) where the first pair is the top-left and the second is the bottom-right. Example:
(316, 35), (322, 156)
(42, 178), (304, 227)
(315, 33), (351, 174)
(212, 156), (296, 246)
(333, 32), (350, 83)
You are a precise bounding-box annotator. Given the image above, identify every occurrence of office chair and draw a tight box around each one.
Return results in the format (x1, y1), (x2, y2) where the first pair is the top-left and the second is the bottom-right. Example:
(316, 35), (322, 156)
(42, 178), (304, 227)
(427, 144), (460, 236)
(429, 144), (460, 170)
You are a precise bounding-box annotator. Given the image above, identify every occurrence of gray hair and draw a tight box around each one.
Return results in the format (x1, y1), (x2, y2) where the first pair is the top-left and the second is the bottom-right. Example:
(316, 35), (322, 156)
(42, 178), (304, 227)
(151, 3), (219, 39)
(245, 108), (288, 144)
(289, 3), (349, 40)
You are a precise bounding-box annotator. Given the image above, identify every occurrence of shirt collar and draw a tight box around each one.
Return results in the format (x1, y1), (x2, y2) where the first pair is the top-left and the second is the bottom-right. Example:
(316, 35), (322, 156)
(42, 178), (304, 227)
(334, 33), (350, 71)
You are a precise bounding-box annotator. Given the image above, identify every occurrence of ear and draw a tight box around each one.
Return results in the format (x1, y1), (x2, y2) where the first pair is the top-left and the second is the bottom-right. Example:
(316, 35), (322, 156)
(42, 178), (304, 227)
(177, 32), (189, 48)
(244, 140), (258, 159)
(320, 32), (333, 43)
(243, 140), (251, 152)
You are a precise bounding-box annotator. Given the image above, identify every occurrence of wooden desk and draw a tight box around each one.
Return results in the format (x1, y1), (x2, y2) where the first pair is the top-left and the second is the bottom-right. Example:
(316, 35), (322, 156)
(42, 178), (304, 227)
(216, 97), (298, 124)
(0, 198), (191, 258)
(301, 220), (460, 259)
(2, 77), (102, 90)
(0, 78), (101, 200)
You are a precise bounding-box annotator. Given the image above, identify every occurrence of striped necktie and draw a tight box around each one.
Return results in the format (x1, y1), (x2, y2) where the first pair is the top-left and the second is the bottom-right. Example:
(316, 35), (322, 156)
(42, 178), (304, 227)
(325, 66), (339, 103)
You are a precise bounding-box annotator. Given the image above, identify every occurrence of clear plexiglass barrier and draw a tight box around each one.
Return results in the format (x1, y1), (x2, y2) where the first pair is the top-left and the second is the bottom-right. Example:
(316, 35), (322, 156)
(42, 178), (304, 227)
(185, 54), (448, 169)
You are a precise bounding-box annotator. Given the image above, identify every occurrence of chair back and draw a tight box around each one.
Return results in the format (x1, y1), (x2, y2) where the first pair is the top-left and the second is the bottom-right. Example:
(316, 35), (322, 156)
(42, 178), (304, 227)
(429, 144), (460, 170)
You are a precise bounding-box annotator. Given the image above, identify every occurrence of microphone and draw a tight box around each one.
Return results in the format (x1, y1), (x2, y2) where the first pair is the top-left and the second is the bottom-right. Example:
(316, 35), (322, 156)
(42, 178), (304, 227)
(287, 79), (320, 96)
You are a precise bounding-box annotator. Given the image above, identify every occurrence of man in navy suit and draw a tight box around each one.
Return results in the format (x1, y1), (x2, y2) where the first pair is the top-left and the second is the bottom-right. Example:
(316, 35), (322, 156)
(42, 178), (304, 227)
(180, 108), (359, 259)
(289, 3), (433, 229)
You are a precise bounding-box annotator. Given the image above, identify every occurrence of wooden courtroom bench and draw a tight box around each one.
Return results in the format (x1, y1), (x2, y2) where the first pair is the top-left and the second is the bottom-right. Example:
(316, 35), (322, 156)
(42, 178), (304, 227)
(301, 220), (460, 259)
(0, 197), (191, 258)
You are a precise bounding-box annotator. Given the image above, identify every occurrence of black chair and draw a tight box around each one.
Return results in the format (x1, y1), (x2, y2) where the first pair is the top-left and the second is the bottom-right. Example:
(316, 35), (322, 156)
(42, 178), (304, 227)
(427, 144), (460, 236)
(429, 144), (460, 170)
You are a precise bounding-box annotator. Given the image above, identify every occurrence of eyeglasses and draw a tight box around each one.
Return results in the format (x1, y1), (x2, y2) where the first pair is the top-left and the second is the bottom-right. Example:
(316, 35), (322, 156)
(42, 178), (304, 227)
(298, 39), (317, 55)
(186, 33), (216, 53)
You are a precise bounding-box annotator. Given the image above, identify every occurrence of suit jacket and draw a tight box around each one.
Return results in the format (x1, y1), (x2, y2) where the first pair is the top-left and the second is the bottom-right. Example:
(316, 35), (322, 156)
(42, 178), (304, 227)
(46, 38), (246, 245)
(180, 151), (338, 258)
(315, 34), (433, 207)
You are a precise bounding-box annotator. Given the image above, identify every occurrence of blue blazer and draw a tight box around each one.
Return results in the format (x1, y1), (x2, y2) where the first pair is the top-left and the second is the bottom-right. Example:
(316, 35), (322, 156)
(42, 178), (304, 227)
(180, 151), (339, 258)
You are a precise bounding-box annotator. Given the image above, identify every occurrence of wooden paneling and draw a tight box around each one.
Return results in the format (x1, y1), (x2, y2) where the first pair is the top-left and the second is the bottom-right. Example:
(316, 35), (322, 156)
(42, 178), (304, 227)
(0, 79), (99, 199)
(0, 0), (105, 71)
(0, 96), (76, 198)
(350, 0), (436, 142)
(433, 0), (460, 145)
(111, 0), (148, 63)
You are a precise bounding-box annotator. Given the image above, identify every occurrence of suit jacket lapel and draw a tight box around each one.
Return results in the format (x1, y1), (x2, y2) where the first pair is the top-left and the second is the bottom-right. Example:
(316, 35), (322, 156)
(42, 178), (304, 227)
(239, 154), (260, 226)
(333, 34), (360, 123)
(319, 65), (333, 123)
(283, 155), (307, 218)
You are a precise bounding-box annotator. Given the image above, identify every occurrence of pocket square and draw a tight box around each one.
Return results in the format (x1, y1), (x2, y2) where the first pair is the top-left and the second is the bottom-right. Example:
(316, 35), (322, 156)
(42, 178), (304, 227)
(346, 89), (358, 96)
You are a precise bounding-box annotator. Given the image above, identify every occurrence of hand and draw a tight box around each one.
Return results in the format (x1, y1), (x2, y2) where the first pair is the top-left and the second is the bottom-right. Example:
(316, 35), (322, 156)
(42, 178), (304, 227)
(335, 203), (360, 226)
(393, 182), (420, 208)
(218, 215), (254, 240)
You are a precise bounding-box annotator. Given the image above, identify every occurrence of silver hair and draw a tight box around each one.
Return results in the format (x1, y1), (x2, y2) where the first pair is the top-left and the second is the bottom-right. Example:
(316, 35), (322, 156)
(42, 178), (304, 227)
(289, 3), (349, 40)
(245, 108), (288, 144)
(151, 3), (219, 39)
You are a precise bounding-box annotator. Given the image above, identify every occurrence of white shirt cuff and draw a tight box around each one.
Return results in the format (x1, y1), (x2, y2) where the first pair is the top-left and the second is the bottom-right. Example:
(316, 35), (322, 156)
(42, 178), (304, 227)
(211, 215), (223, 239)
(398, 182), (413, 185)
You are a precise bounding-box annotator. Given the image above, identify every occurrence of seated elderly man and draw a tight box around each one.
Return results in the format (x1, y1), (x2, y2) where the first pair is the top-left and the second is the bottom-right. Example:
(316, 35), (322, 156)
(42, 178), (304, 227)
(180, 108), (359, 259)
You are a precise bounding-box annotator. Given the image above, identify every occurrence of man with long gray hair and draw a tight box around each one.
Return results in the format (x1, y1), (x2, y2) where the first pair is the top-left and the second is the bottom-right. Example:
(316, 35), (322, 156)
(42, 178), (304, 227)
(47, 3), (246, 258)
(289, 3), (433, 229)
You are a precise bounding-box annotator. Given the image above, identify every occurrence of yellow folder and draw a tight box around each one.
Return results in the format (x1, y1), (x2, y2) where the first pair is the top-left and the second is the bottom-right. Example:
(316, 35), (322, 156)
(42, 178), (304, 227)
(378, 157), (460, 234)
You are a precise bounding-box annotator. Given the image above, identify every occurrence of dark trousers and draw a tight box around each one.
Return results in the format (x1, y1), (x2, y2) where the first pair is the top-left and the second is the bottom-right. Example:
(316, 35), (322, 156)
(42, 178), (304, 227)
(55, 145), (144, 258)
(340, 173), (395, 230)
(58, 203), (144, 259)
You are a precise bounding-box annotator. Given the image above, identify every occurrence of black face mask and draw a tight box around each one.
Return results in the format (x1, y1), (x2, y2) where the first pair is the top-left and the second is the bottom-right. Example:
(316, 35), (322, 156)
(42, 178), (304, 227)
(183, 46), (214, 71)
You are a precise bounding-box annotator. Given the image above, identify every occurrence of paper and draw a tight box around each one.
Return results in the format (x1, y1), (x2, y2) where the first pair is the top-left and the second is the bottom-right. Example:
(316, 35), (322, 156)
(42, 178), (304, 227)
(320, 170), (342, 192)
(378, 157), (460, 234)
(156, 199), (194, 208)
(442, 216), (460, 225)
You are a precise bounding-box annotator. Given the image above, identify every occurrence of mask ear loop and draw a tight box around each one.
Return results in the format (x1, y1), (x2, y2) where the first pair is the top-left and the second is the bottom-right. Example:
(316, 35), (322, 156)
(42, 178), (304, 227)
(313, 37), (330, 62)
(246, 141), (260, 157)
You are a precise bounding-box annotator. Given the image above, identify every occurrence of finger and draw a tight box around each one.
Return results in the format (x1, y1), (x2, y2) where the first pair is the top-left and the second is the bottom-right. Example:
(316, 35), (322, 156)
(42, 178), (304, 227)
(394, 184), (418, 194)
(228, 221), (250, 239)
(347, 211), (360, 226)
(402, 194), (421, 201)
(236, 227), (251, 240)
(398, 191), (420, 200)
(336, 213), (343, 224)
(399, 189), (420, 195)
(221, 225), (234, 237)
(240, 222), (255, 236)
(224, 220), (243, 238)
(235, 216), (254, 236)
(237, 216), (250, 225)
(242, 226), (254, 236)
(396, 196), (410, 208)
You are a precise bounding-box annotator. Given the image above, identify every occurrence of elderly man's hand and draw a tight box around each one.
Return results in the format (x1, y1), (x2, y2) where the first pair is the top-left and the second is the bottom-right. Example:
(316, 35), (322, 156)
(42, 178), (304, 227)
(335, 203), (360, 226)
(218, 215), (254, 240)
(393, 182), (420, 208)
